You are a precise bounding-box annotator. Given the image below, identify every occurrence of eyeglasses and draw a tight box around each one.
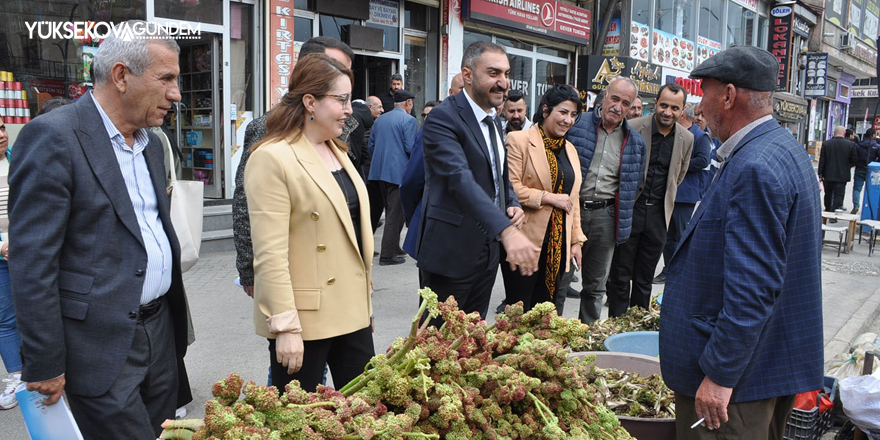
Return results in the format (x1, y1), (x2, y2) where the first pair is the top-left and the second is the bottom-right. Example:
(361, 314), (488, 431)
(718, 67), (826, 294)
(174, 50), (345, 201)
(323, 93), (352, 108)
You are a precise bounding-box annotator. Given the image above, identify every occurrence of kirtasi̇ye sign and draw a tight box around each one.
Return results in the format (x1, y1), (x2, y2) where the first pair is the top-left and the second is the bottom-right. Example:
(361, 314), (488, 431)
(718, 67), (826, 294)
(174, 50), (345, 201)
(769, 5), (794, 91)
(462, 0), (591, 46)
(577, 55), (662, 97)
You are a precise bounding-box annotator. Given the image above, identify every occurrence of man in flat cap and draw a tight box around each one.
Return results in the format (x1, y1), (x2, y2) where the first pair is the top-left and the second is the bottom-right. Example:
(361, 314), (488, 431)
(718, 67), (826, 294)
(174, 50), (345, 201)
(368, 89), (418, 265)
(658, 46), (823, 439)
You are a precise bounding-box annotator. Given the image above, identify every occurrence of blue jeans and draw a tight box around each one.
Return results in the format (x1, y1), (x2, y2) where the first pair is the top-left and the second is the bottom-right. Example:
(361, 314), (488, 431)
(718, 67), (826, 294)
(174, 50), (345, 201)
(0, 261), (21, 373)
(853, 171), (867, 208)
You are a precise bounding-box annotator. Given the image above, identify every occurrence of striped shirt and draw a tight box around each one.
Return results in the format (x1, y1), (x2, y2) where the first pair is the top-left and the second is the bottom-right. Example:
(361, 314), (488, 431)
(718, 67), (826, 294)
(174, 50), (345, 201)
(93, 93), (172, 305)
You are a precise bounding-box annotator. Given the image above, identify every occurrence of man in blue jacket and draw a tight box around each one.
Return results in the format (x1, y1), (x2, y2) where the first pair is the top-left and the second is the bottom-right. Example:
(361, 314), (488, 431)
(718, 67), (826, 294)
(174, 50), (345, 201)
(369, 89), (418, 265)
(566, 77), (647, 324)
(653, 103), (712, 284)
(659, 46), (823, 438)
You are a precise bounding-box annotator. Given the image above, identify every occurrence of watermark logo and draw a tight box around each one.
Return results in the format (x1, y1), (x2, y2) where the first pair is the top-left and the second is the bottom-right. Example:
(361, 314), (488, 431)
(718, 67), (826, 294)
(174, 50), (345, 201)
(25, 21), (201, 42)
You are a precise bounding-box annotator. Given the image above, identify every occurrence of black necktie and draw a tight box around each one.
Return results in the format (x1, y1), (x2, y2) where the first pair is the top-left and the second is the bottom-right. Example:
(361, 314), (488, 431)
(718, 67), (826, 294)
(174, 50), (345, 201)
(483, 116), (505, 212)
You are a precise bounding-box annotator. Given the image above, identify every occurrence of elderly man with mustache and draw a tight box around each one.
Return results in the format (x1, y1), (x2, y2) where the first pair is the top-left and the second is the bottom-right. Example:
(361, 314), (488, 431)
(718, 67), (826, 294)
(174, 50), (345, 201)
(564, 77), (648, 324)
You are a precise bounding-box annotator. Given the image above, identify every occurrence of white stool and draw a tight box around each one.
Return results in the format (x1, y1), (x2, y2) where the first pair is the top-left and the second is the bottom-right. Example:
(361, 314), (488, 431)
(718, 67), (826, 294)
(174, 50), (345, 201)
(857, 220), (880, 256)
(822, 224), (849, 257)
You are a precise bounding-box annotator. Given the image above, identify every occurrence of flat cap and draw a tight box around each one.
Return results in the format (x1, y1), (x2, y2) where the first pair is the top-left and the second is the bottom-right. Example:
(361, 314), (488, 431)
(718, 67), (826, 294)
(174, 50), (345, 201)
(689, 45), (779, 91)
(393, 89), (414, 102)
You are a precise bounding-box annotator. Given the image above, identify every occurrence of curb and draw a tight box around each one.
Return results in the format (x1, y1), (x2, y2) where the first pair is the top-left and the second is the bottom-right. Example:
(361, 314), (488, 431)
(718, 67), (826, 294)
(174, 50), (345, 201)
(824, 281), (880, 370)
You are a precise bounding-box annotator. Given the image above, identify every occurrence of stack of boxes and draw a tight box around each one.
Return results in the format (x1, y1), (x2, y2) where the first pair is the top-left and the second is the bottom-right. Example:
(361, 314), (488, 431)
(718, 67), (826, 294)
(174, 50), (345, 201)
(0, 71), (31, 124)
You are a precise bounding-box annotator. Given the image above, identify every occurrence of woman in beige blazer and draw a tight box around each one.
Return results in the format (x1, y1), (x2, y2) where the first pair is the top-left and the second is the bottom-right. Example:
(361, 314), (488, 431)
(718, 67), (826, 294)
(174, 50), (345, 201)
(245, 54), (374, 392)
(502, 85), (587, 312)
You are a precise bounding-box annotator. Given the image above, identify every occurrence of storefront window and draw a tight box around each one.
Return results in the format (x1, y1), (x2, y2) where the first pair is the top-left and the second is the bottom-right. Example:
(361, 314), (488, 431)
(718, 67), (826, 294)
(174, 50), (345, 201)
(699, 0), (724, 43)
(463, 31), (492, 48)
(231, 2), (254, 113)
(320, 15), (357, 43)
(365, 22), (400, 52)
(295, 0), (313, 11)
(656, 0), (695, 40)
(405, 35), (427, 112)
(535, 60), (567, 107)
(508, 53), (533, 108)
(405, 2), (428, 31)
(295, 16), (314, 43)
(495, 36), (532, 51)
(757, 15), (768, 48)
(726, 3), (752, 47)
(155, 0), (222, 25)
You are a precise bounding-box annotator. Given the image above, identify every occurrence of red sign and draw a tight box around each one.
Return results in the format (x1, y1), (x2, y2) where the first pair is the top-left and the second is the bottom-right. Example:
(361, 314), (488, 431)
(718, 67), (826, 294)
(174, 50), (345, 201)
(873, 116), (880, 131)
(769, 6), (794, 91)
(462, 0), (590, 46)
(267, 0), (294, 111)
(674, 77), (704, 97)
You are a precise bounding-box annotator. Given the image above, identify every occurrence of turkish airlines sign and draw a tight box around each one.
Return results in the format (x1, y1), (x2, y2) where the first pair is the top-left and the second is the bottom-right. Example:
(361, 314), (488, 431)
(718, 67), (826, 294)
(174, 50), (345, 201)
(462, 0), (591, 46)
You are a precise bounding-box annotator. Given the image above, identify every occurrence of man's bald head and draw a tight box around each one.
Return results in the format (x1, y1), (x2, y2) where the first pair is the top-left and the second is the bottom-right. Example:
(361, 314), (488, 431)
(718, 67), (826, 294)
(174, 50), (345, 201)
(449, 73), (464, 96)
(833, 125), (847, 137)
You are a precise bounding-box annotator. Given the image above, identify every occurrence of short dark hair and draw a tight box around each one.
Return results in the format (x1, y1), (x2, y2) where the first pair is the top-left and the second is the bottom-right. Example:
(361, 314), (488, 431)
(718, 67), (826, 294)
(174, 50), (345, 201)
(424, 100), (440, 110)
(533, 84), (582, 125)
(846, 128), (855, 138)
(866, 128), (877, 139)
(37, 97), (74, 116)
(391, 74), (403, 82)
(506, 89), (526, 104)
(462, 41), (506, 71)
(658, 82), (688, 105)
(300, 36), (355, 63)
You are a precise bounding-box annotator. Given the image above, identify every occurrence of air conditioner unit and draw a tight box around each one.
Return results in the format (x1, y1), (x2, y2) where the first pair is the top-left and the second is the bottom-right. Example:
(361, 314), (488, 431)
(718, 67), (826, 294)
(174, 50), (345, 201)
(840, 32), (856, 51)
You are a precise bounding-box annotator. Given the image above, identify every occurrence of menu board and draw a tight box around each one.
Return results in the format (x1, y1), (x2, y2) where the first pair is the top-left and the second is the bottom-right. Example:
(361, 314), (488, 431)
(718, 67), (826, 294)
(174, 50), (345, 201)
(652, 28), (695, 71)
(628, 21), (650, 62)
(696, 36), (723, 66)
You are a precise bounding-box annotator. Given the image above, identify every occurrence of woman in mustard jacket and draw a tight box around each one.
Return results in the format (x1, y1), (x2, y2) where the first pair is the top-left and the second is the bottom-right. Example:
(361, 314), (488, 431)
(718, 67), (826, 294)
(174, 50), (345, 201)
(502, 84), (587, 312)
(245, 54), (374, 392)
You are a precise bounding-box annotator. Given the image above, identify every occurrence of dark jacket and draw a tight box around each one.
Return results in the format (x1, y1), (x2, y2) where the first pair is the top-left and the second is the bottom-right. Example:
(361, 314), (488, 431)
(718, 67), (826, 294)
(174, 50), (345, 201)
(675, 124), (713, 204)
(349, 101), (374, 169)
(856, 138), (879, 171)
(566, 107), (647, 244)
(818, 137), (857, 182)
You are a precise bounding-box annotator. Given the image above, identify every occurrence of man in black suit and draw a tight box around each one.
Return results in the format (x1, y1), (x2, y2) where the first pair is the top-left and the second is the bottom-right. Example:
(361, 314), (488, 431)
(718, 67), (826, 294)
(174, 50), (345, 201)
(8, 21), (188, 439)
(417, 41), (538, 325)
(819, 125), (858, 212)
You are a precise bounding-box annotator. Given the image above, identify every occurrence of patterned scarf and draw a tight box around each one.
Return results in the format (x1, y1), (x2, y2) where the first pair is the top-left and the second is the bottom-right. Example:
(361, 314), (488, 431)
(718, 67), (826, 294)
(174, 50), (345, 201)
(539, 125), (566, 298)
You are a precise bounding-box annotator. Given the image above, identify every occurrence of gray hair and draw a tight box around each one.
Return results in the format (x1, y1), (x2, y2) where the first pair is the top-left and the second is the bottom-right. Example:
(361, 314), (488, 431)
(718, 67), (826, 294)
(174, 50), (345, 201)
(93, 20), (180, 85)
(683, 103), (695, 120)
(745, 90), (774, 111)
(462, 41), (507, 71)
(603, 76), (640, 101)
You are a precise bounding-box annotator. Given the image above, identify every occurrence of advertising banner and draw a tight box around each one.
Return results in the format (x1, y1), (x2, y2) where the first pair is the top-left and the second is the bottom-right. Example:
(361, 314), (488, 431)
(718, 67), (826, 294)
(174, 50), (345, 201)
(826, 0), (848, 28)
(267, 0), (295, 110)
(864, 0), (879, 47)
(628, 21), (650, 62)
(696, 36), (722, 66)
(769, 5), (794, 91)
(577, 55), (662, 98)
(804, 53), (828, 98)
(851, 0), (864, 38)
(652, 28), (695, 71)
(462, 0), (591, 46)
(601, 18), (621, 56)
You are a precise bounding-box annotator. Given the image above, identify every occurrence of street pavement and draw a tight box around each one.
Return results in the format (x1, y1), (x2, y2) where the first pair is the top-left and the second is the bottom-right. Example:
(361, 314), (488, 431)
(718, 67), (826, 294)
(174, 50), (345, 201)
(2, 217), (880, 438)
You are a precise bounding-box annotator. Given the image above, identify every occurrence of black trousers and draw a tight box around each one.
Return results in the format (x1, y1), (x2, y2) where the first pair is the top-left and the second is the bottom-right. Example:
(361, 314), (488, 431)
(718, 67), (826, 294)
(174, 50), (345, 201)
(362, 163), (384, 232)
(268, 326), (374, 393)
(662, 202), (696, 268)
(378, 181), (404, 258)
(67, 297), (178, 440)
(420, 240), (500, 328)
(606, 200), (666, 317)
(499, 240), (564, 312)
(824, 180), (847, 212)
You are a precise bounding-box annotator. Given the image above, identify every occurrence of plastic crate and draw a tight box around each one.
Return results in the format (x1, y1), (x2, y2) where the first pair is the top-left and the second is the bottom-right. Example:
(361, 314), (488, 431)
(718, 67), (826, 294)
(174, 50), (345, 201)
(784, 376), (838, 440)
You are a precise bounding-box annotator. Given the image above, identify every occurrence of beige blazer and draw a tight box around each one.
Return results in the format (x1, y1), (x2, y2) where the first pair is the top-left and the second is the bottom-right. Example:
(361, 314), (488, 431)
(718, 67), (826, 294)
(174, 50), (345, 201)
(628, 115), (694, 226)
(506, 125), (587, 272)
(245, 133), (374, 341)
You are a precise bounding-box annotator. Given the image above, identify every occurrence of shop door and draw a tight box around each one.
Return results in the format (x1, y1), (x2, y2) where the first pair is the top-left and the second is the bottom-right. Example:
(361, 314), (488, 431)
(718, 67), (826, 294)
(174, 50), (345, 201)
(353, 55), (396, 102)
(170, 33), (222, 198)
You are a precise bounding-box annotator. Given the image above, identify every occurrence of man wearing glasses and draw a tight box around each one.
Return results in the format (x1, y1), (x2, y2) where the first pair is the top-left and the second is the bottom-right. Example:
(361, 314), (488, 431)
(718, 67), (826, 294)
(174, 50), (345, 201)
(368, 90), (418, 265)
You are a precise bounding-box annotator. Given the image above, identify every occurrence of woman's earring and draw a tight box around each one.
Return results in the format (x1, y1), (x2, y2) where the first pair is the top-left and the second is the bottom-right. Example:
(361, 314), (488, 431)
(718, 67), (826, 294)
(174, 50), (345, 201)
(310, 112), (315, 121)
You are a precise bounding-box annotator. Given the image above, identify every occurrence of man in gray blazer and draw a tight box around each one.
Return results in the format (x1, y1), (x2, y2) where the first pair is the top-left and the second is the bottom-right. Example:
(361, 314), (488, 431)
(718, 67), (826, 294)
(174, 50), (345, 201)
(8, 21), (188, 439)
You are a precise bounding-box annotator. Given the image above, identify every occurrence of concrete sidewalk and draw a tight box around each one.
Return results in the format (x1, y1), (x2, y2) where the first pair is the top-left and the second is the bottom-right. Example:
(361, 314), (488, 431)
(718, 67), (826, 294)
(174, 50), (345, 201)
(1, 230), (879, 438)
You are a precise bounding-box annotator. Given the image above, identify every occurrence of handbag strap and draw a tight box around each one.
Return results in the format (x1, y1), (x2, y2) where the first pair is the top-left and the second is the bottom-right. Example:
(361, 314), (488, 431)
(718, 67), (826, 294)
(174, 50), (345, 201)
(154, 127), (178, 183)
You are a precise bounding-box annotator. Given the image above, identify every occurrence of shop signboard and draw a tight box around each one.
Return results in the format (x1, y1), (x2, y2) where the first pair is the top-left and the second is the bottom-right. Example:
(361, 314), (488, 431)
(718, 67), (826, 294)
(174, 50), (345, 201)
(662, 67), (703, 103)
(773, 95), (808, 123)
(826, 0), (848, 28)
(864, 0), (879, 48)
(629, 21), (650, 61)
(369, 0), (399, 27)
(769, 5), (794, 92)
(601, 18), (621, 56)
(577, 55), (662, 98)
(696, 36), (722, 66)
(793, 16), (811, 38)
(461, 0), (591, 46)
(874, 116), (880, 131)
(852, 88), (879, 98)
(267, 0), (295, 110)
(652, 28), (695, 71)
(804, 53), (828, 98)
(731, 0), (757, 10)
(851, 0), (864, 39)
